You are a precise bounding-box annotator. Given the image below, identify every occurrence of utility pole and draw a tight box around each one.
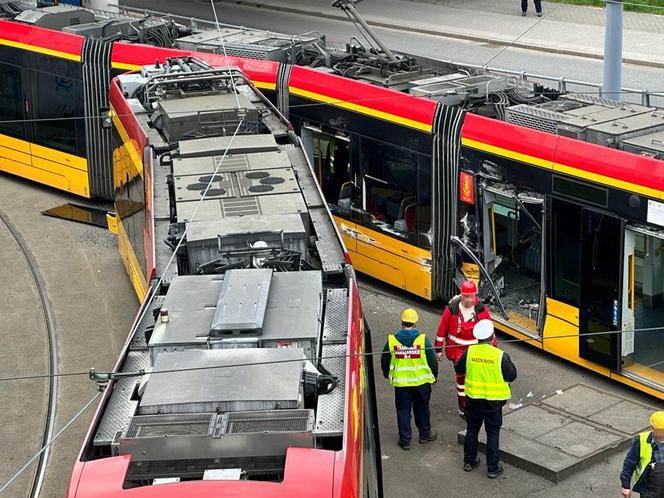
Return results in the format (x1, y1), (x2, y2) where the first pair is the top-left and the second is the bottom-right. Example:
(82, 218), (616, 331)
(603, 0), (624, 101)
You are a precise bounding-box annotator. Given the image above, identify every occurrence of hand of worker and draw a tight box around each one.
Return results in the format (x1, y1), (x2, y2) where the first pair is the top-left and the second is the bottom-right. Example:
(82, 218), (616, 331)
(436, 352), (443, 361)
(620, 488), (631, 497)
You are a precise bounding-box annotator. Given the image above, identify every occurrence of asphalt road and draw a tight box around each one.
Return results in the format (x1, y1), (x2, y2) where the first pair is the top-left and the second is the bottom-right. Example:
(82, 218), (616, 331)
(0, 173), (137, 498)
(123, 0), (664, 100)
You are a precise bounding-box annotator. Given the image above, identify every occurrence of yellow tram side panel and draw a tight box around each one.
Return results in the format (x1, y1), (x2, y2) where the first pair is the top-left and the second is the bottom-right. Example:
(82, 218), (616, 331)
(0, 132), (89, 197)
(494, 297), (664, 400)
(116, 217), (148, 302)
(333, 215), (433, 300)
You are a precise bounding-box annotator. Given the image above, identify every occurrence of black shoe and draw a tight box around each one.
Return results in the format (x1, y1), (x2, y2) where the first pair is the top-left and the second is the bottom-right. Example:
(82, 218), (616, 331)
(419, 431), (438, 444)
(488, 464), (505, 479)
(463, 458), (480, 472)
(537, 11), (542, 17)
(521, 11), (526, 16)
(398, 441), (411, 450)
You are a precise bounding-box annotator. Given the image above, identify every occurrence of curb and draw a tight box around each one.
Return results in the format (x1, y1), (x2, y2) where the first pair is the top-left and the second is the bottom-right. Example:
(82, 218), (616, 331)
(216, 0), (664, 69)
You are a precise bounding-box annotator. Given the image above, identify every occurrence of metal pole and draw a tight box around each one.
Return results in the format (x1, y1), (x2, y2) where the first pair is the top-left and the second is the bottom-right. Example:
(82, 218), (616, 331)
(335, 1), (399, 62)
(603, 0), (624, 100)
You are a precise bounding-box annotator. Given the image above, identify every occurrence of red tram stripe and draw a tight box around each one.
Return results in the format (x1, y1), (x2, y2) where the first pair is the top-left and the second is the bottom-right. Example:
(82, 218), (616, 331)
(462, 113), (664, 199)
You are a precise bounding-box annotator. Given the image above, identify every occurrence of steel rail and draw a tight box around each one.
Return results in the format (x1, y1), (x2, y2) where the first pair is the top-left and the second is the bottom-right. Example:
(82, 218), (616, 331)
(0, 209), (58, 498)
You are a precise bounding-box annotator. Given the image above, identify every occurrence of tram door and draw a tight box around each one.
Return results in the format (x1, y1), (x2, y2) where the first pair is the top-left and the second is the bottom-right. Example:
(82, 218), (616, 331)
(578, 210), (623, 371)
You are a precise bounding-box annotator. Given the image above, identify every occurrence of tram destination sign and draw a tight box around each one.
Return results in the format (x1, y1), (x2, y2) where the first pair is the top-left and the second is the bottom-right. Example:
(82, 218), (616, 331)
(647, 200), (664, 227)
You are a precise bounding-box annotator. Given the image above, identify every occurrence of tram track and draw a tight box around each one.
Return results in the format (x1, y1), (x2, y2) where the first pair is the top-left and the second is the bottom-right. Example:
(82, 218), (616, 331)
(0, 209), (57, 498)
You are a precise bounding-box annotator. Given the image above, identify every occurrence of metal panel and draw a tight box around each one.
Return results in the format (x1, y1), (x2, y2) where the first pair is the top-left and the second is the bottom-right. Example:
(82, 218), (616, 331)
(260, 271), (323, 358)
(310, 208), (344, 275)
(186, 214), (307, 271)
(159, 94), (259, 141)
(322, 288), (349, 345)
(130, 295), (165, 351)
(621, 129), (664, 159)
(94, 351), (150, 446)
(173, 167), (300, 203)
(148, 276), (224, 359)
(171, 151), (291, 177)
(178, 134), (277, 158)
(139, 348), (305, 415)
(286, 148), (324, 208)
(314, 344), (346, 436)
(211, 269), (273, 335)
(175, 193), (307, 223)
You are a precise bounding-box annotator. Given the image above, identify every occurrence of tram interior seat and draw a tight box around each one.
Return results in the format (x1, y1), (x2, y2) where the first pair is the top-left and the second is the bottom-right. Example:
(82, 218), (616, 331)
(337, 181), (353, 212)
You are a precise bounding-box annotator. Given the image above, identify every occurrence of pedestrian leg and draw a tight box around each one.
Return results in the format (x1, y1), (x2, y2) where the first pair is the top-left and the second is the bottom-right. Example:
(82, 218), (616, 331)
(533, 0), (542, 14)
(521, 0), (528, 13)
(412, 384), (432, 440)
(463, 404), (483, 466)
(394, 387), (413, 446)
(484, 408), (503, 473)
(455, 372), (466, 414)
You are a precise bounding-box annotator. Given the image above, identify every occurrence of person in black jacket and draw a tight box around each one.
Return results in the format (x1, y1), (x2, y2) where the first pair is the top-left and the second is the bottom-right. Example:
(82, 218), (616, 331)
(455, 320), (517, 478)
(521, 0), (542, 16)
(620, 411), (664, 497)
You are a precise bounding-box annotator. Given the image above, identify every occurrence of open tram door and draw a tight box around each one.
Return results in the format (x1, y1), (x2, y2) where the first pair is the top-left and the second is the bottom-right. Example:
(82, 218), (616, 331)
(577, 210), (623, 371)
(621, 225), (664, 386)
(481, 184), (546, 334)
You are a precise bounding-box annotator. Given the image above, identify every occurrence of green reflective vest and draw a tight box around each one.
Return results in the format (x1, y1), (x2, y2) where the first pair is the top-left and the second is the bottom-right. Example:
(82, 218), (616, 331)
(388, 334), (435, 387)
(465, 344), (511, 401)
(633, 431), (654, 486)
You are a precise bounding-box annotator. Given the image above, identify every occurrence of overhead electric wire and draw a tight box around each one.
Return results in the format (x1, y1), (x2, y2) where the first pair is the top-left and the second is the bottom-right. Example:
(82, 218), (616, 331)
(210, 0), (242, 111)
(0, 324), (662, 384)
(1, 86), (664, 126)
(0, 392), (102, 496)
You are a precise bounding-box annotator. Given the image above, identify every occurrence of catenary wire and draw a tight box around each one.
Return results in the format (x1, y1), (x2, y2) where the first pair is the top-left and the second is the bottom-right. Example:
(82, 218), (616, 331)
(0, 324), (661, 383)
(0, 392), (102, 496)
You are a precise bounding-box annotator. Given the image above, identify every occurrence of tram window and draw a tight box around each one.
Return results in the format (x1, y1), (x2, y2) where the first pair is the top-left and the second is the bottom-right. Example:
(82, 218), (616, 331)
(359, 137), (422, 245)
(32, 71), (84, 156)
(309, 129), (356, 216)
(0, 63), (26, 140)
(550, 198), (582, 306)
(417, 155), (432, 249)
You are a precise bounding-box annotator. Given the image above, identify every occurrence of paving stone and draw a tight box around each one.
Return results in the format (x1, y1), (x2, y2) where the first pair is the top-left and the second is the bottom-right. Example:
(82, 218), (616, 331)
(535, 421), (623, 458)
(540, 384), (620, 417)
(457, 383), (661, 482)
(503, 405), (571, 440)
(587, 400), (654, 435)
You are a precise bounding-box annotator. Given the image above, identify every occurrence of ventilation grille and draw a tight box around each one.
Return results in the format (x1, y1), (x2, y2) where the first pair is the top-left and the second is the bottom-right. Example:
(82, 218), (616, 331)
(126, 455), (286, 480)
(225, 410), (314, 434)
(505, 104), (560, 134)
(125, 413), (214, 438)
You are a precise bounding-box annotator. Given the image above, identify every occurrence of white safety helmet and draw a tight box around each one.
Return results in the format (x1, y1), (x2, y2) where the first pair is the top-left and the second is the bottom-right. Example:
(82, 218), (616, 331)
(473, 319), (494, 341)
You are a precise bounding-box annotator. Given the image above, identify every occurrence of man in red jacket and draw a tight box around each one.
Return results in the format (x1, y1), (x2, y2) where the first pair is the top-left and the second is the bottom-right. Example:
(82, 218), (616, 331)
(435, 280), (493, 417)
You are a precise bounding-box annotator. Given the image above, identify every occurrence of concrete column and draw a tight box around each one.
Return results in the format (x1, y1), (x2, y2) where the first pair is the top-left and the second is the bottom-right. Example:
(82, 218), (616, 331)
(603, 0), (624, 100)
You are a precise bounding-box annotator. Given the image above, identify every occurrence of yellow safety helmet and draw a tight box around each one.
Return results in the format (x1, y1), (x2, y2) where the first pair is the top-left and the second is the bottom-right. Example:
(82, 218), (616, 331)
(400, 308), (419, 324)
(651, 411), (664, 429)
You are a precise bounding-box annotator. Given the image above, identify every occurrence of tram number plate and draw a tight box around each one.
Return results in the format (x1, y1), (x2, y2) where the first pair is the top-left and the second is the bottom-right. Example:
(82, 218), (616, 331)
(647, 200), (664, 227)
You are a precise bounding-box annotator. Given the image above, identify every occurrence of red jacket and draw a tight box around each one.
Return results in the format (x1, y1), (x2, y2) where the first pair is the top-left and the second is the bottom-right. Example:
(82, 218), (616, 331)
(435, 299), (493, 361)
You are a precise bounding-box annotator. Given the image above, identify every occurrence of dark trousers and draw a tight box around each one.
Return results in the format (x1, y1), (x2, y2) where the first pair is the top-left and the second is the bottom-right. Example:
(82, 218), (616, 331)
(521, 0), (542, 13)
(464, 404), (503, 473)
(394, 384), (432, 444)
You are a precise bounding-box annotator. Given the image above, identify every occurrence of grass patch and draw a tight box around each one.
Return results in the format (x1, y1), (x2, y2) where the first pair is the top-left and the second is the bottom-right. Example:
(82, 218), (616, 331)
(546, 0), (664, 15)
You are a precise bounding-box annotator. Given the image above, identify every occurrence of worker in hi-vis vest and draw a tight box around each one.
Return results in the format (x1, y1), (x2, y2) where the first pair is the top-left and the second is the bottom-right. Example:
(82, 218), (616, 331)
(455, 319), (516, 478)
(381, 308), (438, 451)
(621, 411), (664, 498)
